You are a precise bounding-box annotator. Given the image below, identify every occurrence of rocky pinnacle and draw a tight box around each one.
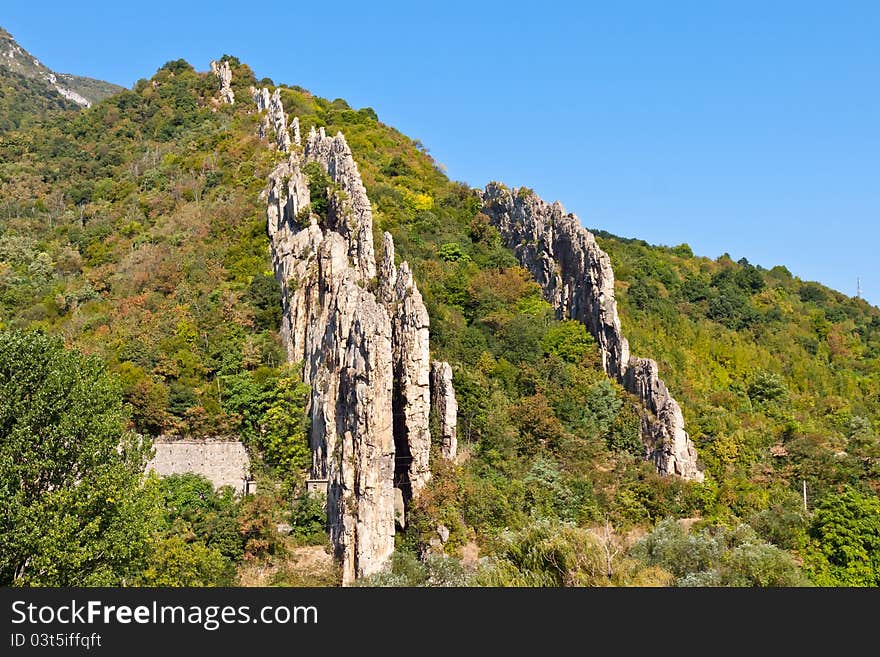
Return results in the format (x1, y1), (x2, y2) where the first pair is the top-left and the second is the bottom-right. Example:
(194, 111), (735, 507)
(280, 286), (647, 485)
(209, 60), (235, 104)
(252, 86), (290, 151)
(265, 108), (455, 581)
(431, 361), (458, 461)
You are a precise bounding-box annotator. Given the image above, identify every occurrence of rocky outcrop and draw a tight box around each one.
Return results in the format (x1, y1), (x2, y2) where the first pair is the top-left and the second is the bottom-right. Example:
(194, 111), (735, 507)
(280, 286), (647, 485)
(387, 246), (432, 499)
(481, 183), (629, 379)
(624, 359), (702, 480)
(303, 126), (377, 280)
(291, 116), (301, 146)
(253, 86), (270, 112)
(268, 167), (395, 584)
(252, 87), (290, 151)
(269, 89), (291, 152)
(266, 114), (454, 582)
(431, 361), (458, 461)
(481, 183), (703, 482)
(210, 60), (234, 104)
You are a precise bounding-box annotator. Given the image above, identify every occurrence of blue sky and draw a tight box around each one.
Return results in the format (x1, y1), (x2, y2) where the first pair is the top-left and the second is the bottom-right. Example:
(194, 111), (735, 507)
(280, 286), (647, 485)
(4, 1), (878, 304)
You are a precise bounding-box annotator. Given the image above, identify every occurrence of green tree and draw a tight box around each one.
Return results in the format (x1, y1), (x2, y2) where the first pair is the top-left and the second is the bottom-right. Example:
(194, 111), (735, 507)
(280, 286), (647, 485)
(541, 320), (595, 364)
(156, 474), (244, 562)
(259, 376), (311, 476)
(139, 533), (232, 586)
(803, 487), (880, 586)
(0, 330), (157, 585)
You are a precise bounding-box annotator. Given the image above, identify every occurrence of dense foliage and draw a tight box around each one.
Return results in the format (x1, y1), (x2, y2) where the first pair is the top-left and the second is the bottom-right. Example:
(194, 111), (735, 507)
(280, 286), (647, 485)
(0, 66), (78, 133)
(0, 330), (156, 585)
(1, 54), (877, 587)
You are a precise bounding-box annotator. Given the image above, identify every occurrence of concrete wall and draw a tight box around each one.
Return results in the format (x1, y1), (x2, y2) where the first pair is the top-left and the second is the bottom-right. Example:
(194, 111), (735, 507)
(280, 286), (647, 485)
(146, 438), (251, 494)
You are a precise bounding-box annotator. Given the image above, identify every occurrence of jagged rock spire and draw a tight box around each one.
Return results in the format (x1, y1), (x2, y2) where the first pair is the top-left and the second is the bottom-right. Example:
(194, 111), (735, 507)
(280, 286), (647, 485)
(431, 361), (458, 461)
(481, 183), (703, 482)
(290, 116), (301, 146)
(303, 127), (376, 280)
(210, 60), (234, 104)
(382, 235), (432, 499)
(251, 86), (291, 151)
(264, 95), (456, 580)
(252, 86), (270, 112)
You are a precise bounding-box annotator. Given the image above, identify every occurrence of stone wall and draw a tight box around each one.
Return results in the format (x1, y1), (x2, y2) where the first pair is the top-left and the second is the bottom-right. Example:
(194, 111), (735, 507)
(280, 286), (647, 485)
(146, 438), (252, 493)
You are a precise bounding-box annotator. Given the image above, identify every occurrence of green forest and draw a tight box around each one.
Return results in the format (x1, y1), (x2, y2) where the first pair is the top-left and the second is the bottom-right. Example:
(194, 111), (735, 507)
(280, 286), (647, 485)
(1, 55), (877, 588)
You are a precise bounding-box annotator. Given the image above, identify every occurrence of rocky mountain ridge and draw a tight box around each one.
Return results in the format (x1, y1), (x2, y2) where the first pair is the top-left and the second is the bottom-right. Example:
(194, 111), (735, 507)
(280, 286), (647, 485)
(481, 184), (703, 481)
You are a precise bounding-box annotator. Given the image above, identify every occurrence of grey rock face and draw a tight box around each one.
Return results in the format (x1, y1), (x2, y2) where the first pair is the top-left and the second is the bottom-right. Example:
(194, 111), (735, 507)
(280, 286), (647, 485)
(251, 87), (291, 151)
(268, 171), (395, 584)
(624, 358), (703, 480)
(482, 183), (629, 378)
(252, 86), (270, 112)
(268, 89), (291, 152)
(431, 361), (458, 461)
(265, 112), (456, 581)
(481, 183), (703, 482)
(389, 257), (432, 498)
(290, 116), (301, 146)
(210, 60), (234, 104)
(304, 126), (376, 280)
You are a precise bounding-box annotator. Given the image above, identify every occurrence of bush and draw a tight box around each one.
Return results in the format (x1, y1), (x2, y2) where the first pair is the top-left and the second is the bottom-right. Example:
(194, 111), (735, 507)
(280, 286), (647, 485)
(289, 492), (327, 545)
(631, 519), (811, 586)
(803, 487), (880, 586)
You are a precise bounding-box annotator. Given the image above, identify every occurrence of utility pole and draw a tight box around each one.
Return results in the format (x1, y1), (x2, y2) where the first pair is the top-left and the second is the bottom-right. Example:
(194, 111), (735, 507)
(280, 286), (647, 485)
(803, 480), (808, 512)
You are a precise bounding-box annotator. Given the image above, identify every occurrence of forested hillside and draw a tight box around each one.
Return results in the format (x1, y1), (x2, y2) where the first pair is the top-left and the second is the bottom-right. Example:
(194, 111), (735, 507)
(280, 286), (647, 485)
(1, 55), (877, 587)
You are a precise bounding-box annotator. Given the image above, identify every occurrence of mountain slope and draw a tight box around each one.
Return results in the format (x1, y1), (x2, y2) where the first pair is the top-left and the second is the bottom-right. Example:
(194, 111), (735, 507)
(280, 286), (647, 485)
(0, 27), (123, 109)
(0, 53), (877, 587)
(0, 64), (78, 132)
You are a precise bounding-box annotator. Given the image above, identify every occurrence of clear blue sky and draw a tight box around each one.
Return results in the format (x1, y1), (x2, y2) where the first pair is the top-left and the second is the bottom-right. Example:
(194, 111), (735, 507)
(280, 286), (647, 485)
(4, 1), (879, 304)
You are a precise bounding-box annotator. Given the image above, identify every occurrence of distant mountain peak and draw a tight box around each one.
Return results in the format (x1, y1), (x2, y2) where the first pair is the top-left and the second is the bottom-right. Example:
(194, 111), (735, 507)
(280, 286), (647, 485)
(0, 26), (123, 107)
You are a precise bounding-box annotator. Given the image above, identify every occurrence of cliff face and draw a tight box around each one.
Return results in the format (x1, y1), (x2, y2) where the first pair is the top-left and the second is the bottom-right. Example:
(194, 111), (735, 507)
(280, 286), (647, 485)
(481, 183), (703, 482)
(261, 96), (456, 581)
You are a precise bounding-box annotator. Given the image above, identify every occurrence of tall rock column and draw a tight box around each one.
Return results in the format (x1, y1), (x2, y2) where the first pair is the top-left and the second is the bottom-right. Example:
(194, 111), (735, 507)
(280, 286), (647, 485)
(481, 183), (703, 482)
(251, 86), (291, 151)
(431, 361), (458, 461)
(210, 60), (235, 104)
(380, 236), (432, 499)
(265, 111), (455, 582)
(268, 156), (396, 584)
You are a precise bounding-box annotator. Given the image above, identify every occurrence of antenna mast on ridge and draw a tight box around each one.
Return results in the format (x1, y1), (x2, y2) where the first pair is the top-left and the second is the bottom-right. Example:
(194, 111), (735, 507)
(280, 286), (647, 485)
(857, 276), (862, 299)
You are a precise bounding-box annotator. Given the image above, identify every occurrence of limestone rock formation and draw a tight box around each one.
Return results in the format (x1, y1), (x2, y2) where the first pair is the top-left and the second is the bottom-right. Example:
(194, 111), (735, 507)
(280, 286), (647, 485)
(252, 86), (270, 112)
(251, 87), (290, 151)
(389, 255), (432, 499)
(304, 126), (377, 280)
(624, 359), (703, 480)
(481, 183), (703, 482)
(265, 111), (456, 582)
(481, 183), (629, 379)
(268, 168), (395, 583)
(291, 116), (301, 146)
(210, 60), (234, 104)
(431, 361), (458, 461)
(269, 89), (291, 151)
